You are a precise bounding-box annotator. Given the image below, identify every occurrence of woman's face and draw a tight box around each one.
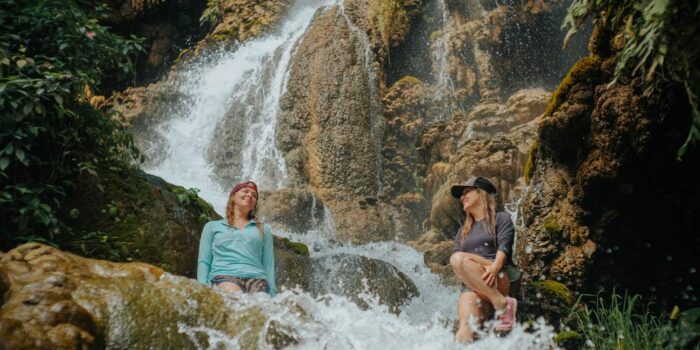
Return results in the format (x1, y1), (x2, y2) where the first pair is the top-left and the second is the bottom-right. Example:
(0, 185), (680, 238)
(233, 187), (258, 213)
(459, 187), (479, 213)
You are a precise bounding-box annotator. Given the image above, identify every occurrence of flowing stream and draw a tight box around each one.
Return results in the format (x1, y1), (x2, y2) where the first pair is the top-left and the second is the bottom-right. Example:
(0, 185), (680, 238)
(136, 0), (558, 348)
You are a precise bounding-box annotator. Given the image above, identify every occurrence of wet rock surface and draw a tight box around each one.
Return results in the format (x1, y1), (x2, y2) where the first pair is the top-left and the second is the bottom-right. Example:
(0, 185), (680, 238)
(310, 253), (419, 313)
(0, 243), (303, 350)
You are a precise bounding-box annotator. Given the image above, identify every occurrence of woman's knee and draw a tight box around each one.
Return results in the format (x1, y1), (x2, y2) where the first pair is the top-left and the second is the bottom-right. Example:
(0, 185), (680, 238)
(449, 253), (464, 269)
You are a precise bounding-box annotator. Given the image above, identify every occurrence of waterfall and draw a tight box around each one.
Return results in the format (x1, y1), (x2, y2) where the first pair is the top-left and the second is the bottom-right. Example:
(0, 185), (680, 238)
(430, 0), (459, 121)
(142, 0), (334, 214)
(130, 0), (557, 347)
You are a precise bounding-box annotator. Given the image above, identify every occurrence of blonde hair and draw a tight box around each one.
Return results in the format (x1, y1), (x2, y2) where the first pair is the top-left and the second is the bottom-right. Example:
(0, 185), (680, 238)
(459, 188), (497, 246)
(225, 191), (264, 236)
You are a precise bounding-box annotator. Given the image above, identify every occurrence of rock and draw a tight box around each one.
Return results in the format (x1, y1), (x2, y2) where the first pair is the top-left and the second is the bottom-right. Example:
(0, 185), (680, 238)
(310, 253), (419, 313)
(277, 4), (397, 242)
(0, 243), (303, 349)
(520, 47), (700, 313)
(63, 165), (217, 276)
(258, 188), (325, 234)
(274, 236), (312, 291)
(407, 229), (457, 284)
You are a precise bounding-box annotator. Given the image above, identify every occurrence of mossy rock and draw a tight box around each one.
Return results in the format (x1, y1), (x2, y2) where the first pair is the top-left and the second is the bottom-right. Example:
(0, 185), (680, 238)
(554, 330), (583, 349)
(542, 55), (602, 119)
(541, 214), (562, 236)
(310, 253), (419, 313)
(392, 75), (423, 89)
(531, 280), (576, 306)
(63, 165), (215, 276)
(523, 139), (538, 184)
(274, 236), (312, 291)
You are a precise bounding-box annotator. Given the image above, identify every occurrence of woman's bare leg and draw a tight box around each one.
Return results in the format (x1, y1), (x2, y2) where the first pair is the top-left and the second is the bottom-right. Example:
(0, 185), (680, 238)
(450, 253), (510, 310)
(216, 281), (242, 293)
(455, 292), (488, 343)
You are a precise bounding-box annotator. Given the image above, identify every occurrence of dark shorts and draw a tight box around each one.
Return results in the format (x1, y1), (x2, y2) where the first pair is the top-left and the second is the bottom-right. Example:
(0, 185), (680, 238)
(461, 265), (521, 297)
(211, 275), (269, 294)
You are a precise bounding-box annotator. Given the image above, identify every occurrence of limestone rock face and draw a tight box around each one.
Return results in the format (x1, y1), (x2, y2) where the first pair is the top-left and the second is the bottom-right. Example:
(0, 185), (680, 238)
(277, 5), (396, 242)
(0, 243), (303, 350)
(310, 253), (419, 313)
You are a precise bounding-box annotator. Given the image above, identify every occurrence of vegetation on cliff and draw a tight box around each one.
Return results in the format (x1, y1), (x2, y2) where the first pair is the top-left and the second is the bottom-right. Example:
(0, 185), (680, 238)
(563, 0), (700, 158)
(563, 293), (700, 349)
(0, 0), (144, 250)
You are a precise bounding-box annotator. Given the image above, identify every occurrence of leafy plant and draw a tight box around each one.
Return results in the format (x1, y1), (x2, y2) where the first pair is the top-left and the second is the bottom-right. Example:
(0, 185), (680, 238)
(200, 0), (221, 27)
(563, 0), (700, 159)
(0, 0), (144, 249)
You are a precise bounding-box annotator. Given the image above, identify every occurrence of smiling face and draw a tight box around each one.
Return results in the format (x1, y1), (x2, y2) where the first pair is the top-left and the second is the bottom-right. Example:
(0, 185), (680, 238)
(232, 186), (258, 214)
(459, 187), (480, 214)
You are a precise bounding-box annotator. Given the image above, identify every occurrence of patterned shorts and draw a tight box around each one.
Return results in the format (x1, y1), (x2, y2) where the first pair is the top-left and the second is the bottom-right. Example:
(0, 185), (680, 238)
(211, 275), (269, 294)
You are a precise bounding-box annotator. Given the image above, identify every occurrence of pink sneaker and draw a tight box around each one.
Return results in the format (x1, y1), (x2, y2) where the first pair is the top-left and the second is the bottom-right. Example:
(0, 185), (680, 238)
(495, 297), (517, 332)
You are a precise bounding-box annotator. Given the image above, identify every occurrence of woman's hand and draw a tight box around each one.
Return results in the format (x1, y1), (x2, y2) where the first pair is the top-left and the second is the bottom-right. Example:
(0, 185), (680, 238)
(481, 263), (501, 287)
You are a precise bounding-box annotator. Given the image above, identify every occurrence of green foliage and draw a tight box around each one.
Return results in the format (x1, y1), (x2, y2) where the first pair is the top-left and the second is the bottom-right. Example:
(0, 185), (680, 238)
(563, 0), (700, 159)
(566, 291), (700, 349)
(200, 0), (221, 28)
(0, 0), (144, 249)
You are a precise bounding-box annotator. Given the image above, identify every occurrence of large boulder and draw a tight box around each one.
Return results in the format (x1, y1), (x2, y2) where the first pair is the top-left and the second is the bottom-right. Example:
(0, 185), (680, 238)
(518, 44), (700, 312)
(0, 243), (303, 349)
(277, 4), (396, 242)
(63, 166), (217, 276)
(310, 253), (419, 313)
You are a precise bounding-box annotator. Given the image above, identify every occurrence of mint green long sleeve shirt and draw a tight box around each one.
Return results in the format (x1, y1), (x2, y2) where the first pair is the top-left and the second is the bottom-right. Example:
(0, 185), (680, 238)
(196, 219), (276, 296)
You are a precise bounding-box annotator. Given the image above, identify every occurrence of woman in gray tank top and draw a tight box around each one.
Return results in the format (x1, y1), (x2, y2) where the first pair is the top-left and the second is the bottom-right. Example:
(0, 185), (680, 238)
(448, 176), (519, 343)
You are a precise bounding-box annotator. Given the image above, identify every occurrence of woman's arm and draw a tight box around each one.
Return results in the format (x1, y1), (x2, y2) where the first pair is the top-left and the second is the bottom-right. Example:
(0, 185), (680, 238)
(196, 222), (214, 285)
(483, 213), (515, 286)
(496, 212), (515, 259)
(262, 225), (276, 296)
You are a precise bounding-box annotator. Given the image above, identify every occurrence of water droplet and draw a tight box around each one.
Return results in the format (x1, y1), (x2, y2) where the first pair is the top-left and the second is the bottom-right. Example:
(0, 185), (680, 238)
(666, 255), (673, 261)
(525, 244), (533, 253)
(690, 267), (696, 274)
(605, 248), (612, 253)
(536, 292), (542, 299)
(687, 285), (693, 291)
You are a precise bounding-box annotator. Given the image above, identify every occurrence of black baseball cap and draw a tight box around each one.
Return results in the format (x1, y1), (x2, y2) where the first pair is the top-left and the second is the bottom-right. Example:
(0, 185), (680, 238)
(450, 176), (498, 198)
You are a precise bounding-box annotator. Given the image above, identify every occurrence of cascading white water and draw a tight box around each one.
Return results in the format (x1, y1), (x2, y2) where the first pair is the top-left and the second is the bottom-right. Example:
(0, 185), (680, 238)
(143, 0), (332, 214)
(134, 0), (559, 347)
(430, 0), (458, 122)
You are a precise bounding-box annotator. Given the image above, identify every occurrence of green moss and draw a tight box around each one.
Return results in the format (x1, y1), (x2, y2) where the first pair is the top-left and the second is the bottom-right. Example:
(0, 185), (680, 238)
(429, 30), (442, 42)
(274, 236), (309, 256)
(392, 75), (423, 89)
(541, 214), (562, 235)
(554, 330), (582, 344)
(543, 55), (602, 119)
(523, 140), (538, 184)
(531, 280), (576, 306)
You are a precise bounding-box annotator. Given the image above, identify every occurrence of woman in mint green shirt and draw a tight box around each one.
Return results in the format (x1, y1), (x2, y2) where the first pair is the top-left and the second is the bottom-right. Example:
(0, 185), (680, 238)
(196, 181), (276, 296)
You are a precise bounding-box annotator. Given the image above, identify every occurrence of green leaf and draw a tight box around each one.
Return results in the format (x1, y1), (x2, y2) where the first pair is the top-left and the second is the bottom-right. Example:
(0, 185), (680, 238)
(3, 143), (13, 155)
(15, 148), (26, 162)
(16, 59), (27, 68)
(0, 157), (9, 170)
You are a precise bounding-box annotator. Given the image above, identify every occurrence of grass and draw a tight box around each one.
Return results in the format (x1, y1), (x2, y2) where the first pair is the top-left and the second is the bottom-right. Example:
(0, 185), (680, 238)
(564, 291), (700, 349)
